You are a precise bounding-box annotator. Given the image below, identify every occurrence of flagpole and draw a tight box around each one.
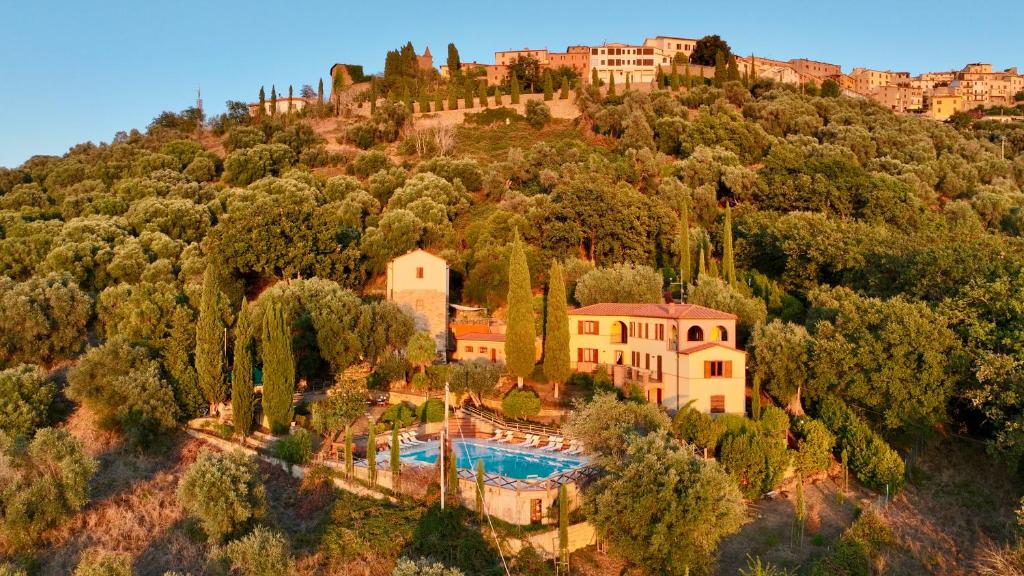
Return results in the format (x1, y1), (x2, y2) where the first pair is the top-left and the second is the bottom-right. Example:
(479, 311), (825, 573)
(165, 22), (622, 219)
(441, 381), (450, 509)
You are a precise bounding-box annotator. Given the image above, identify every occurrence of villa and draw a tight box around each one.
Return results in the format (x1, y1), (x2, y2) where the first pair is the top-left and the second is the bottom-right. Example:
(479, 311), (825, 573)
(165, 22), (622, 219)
(567, 302), (746, 415)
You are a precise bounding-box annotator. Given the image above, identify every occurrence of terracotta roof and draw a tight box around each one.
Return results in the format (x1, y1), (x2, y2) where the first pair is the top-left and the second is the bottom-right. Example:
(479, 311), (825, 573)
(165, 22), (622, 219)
(568, 303), (737, 320)
(457, 332), (506, 343)
(678, 341), (741, 354)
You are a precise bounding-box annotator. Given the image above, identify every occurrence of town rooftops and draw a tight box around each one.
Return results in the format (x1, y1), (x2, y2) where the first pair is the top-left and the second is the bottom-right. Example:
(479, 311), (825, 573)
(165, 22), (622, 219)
(568, 302), (737, 320)
(457, 332), (506, 342)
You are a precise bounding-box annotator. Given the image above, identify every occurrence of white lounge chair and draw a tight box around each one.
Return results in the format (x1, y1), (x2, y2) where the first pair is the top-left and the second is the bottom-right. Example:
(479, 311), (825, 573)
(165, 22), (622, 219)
(561, 440), (579, 452)
(565, 443), (585, 455)
(404, 432), (424, 445)
(526, 435), (541, 448)
(488, 429), (504, 442)
(543, 438), (564, 452)
(515, 434), (536, 446)
(497, 431), (515, 443)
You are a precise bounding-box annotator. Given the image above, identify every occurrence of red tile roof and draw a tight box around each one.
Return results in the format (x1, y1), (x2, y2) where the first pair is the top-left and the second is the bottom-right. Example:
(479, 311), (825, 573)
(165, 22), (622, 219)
(457, 332), (506, 343)
(568, 302), (737, 320)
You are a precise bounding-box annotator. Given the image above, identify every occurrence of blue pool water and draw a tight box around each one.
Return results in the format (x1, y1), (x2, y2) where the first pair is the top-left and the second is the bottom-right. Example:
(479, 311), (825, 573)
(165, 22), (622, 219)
(384, 439), (585, 480)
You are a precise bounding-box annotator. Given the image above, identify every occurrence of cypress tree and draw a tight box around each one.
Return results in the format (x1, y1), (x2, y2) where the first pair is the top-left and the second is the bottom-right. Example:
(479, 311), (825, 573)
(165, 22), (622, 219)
(261, 300), (295, 435)
(751, 374), (762, 420)
(448, 87), (458, 111)
(750, 54), (757, 85)
(684, 62), (692, 88)
(258, 86), (266, 118)
(591, 68), (599, 86)
(344, 425), (353, 478)
(559, 484), (569, 568)
(671, 61), (680, 91)
(196, 265), (225, 416)
(419, 94), (430, 113)
(608, 73), (616, 96)
(464, 78), (474, 109)
(270, 85), (277, 116)
(475, 459), (485, 520)
(479, 81), (489, 108)
(793, 474), (806, 547)
(403, 85), (413, 113)
(510, 72), (521, 104)
(493, 85), (501, 106)
(722, 204), (737, 287)
(446, 42), (461, 75)
(287, 84), (294, 114)
(559, 76), (569, 99)
(164, 307), (204, 418)
(727, 56), (740, 82)
(714, 51), (727, 87)
(317, 78), (324, 104)
(232, 299), (255, 438)
(543, 259), (570, 399)
(697, 246), (706, 278)
(367, 422), (377, 485)
(679, 200), (691, 287)
(656, 66), (665, 89)
(390, 420), (401, 488)
(624, 73), (631, 92)
(543, 71), (554, 101)
(434, 91), (444, 112)
(506, 231), (536, 388)
(708, 248), (719, 278)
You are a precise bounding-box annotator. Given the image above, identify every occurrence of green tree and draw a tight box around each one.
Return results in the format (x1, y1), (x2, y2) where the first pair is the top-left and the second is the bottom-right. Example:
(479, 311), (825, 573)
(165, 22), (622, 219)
(270, 85), (277, 116)
(591, 68), (599, 86)
(670, 61), (680, 91)
(714, 51), (727, 87)
(0, 364), (55, 437)
(73, 551), (131, 576)
(749, 320), (814, 414)
(543, 71), (554, 101)
(232, 299), (255, 438)
(317, 77), (324, 104)
(434, 91), (444, 112)
(367, 421), (377, 485)
(196, 265), (226, 416)
(0, 274), (92, 369)
(505, 231), (536, 387)
(478, 80), (488, 108)
(588, 431), (745, 575)
(0, 428), (97, 552)
(722, 204), (737, 288)
(287, 84), (294, 114)
(391, 420), (401, 487)
(463, 78), (474, 109)
(821, 78), (840, 98)
(446, 43), (461, 76)
(751, 374), (762, 420)
(501, 389), (541, 419)
(261, 301), (295, 435)
(690, 34), (732, 66)
(475, 459), (485, 520)
(447, 87), (458, 111)
(607, 73), (616, 96)
(575, 263), (663, 306)
(177, 449), (266, 543)
(258, 86), (266, 118)
(344, 425), (354, 477)
(510, 72), (521, 104)
(543, 260), (571, 398)
(559, 76), (569, 99)
(216, 526), (295, 576)
(679, 200), (692, 286)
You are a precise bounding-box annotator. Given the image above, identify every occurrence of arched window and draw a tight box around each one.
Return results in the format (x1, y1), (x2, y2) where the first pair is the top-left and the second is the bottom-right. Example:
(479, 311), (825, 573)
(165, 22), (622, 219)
(687, 326), (704, 341)
(715, 326), (729, 342)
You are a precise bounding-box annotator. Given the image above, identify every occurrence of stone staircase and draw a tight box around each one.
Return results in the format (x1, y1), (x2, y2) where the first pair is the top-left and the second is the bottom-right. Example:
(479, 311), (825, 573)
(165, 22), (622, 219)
(448, 412), (492, 440)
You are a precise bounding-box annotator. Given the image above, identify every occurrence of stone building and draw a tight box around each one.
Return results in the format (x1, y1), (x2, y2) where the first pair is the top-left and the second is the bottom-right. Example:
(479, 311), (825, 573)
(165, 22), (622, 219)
(386, 249), (449, 357)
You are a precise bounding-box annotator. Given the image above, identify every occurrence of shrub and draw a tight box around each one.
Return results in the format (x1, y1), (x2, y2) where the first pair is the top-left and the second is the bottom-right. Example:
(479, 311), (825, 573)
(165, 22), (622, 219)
(502, 389), (542, 420)
(73, 550), (132, 576)
(177, 449), (267, 543)
(392, 557), (465, 576)
(0, 562), (27, 576)
(419, 398), (445, 423)
(719, 430), (791, 498)
(794, 417), (836, 476)
(525, 100), (551, 128)
(346, 122), (377, 150)
(271, 428), (312, 468)
(183, 156), (216, 182)
(223, 126), (265, 152)
(805, 509), (895, 576)
(672, 405), (726, 454)
(222, 143), (294, 186)
(817, 395), (904, 494)
(213, 526), (294, 576)
(0, 428), (97, 551)
(417, 157), (484, 192)
(463, 107), (524, 126)
(381, 401), (418, 428)
(349, 150), (393, 178)
(0, 364), (55, 437)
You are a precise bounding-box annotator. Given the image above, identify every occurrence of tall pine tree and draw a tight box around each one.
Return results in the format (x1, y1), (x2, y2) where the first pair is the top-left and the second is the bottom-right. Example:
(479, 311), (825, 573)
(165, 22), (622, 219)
(258, 86), (266, 118)
(164, 307), (204, 418)
(591, 68), (599, 86)
(270, 85), (277, 116)
(543, 259), (570, 398)
(722, 204), (737, 288)
(559, 484), (569, 568)
(196, 265), (225, 416)
(261, 300), (295, 434)
(505, 231), (536, 388)
(317, 78), (324, 104)
(608, 73), (616, 96)
(367, 422), (377, 484)
(446, 43), (461, 76)
(390, 421), (401, 487)
(287, 84), (294, 114)
(232, 299), (255, 439)
(670, 61), (680, 91)
(543, 71), (554, 101)
(448, 87), (458, 111)
(559, 76), (569, 99)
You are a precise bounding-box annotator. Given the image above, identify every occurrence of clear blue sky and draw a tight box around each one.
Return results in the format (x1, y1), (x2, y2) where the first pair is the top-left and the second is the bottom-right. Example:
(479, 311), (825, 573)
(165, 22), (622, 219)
(1, 0), (1021, 168)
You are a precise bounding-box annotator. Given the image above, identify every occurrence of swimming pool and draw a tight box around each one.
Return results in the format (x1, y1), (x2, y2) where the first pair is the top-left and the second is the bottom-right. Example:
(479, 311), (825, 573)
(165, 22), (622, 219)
(385, 438), (586, 480)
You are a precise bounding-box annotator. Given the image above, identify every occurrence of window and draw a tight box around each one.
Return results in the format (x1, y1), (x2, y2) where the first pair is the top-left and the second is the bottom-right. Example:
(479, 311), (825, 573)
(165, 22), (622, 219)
(715, 326), (729, 342)
(577, 320), (599, 335)
(415, 267), (424, 278)
(644, 323), (649, 339)
(629, 322), (635, 337)
(464, 346), (473, 352)
(655, 324), (665, 341)
(687, 326), (704, 341)
(578, 348), (598, 363)
(710, 395), (726, 414)
(415, 299), (424, 311)
(478, 346), (488, 353)
(645, 353), (650, 370)
(704, 361), (733, 378)
(631, 351), (640, 366)
(656, 356), (662, 381)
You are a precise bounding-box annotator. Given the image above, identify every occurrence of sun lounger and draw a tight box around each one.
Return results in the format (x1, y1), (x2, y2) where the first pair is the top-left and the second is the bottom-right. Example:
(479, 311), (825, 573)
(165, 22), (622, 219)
(564, 443), (584, 455)
(401, 432), (424, 445)
(540, 436), (562, 450)
(488, 429), (504, 442)
(561, 440), (579, 452)
(515, 434), (536, 446)
(543, 439), (564, 452)
(528, 436), (542, 448)
(497, 430), (515, 443)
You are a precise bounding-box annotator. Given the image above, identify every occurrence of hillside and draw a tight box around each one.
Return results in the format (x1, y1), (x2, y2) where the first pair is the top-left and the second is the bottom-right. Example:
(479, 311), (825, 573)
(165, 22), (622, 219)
(2, 76), (1024, 575)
